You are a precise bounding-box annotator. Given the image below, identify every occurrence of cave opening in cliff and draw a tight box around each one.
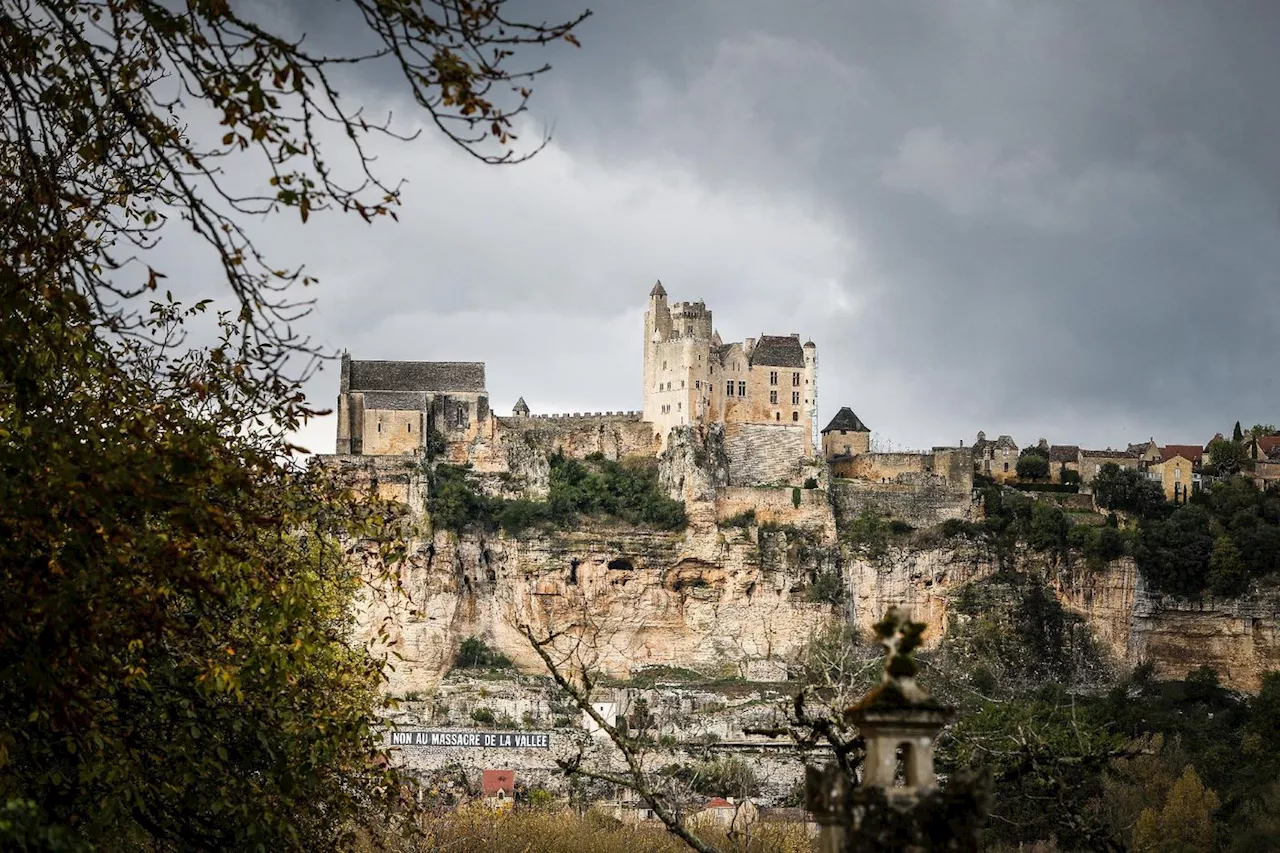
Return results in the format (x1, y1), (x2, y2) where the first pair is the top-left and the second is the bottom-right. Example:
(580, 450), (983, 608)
(568, 558), (579, 585)
(607, 558), (634, 571)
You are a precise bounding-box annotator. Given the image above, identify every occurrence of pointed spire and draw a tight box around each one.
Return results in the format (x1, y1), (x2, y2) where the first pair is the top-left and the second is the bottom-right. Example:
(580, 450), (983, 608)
(512, 396), (530, 417)
(649, 280), (667, 298)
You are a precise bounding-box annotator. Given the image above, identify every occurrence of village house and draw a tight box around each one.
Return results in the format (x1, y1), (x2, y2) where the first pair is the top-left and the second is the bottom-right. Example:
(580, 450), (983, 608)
(1048, 444), (1081, 483)
(1146, 445), (1204, 503)
(971, 431), (1019, 483)
(687, 797), (758, 833)
(1078, 448), (1142, 489)
(481, 769), (515, 812)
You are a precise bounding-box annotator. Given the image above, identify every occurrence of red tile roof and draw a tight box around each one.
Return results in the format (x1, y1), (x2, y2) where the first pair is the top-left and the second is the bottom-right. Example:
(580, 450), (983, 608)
(482, 770), (515, 796)
(1159, 445), (1203, 464)
(704, 798), (734, 809)
(1258, 436), (1280, 459)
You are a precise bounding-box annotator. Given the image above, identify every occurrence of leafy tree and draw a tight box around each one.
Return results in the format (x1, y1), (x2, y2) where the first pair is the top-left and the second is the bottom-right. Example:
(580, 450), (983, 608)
(1207, 436), (1247, 477)
(1132, 765), (1220, 853)
(1093, 463), (1167, 517)
(2, 1), (587, 848)
(455, 636), (512, 669)
(1, 302), (412, 850)
(1016, 453), (1050, 481)
(1060, 468), (1082, 485)
(1028, 502), (1069, 550)
(1207, 535), (1248, 597)
(1136, 506), (1216, 596)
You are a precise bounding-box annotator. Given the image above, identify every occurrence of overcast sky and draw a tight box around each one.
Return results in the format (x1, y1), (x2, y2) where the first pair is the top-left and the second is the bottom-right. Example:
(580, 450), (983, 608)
(248, 0), (1280, 455)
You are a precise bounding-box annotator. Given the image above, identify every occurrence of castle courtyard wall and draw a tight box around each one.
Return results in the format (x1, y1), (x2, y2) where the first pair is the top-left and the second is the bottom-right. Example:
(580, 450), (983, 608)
(832, 479), (972, 528)
(722, 422), (809, 486)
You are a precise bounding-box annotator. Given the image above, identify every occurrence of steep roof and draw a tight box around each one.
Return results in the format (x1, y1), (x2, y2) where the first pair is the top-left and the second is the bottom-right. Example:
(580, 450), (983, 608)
(348, 360), (486, 393)
(822, 407), (870, 433)
(747, 335), (805, 368)
(1257, 435), (1280, 459)
(1159, 444), (1203, 464)
(481, 769), (515, 796)
(649, 280), (667, 297)
(1048, 445), (1080, 463)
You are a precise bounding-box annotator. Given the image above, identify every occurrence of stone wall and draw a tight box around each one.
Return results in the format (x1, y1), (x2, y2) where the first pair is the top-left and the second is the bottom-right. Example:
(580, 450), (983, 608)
(715, 486), (833, 535)
(722, 422), (809, 486)
(832, 479), (973, 528)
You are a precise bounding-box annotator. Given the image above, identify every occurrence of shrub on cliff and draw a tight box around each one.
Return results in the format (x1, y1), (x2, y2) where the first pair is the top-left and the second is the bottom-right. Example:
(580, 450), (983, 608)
(428, 455), (686, 534)
(455, 637), (513, 670)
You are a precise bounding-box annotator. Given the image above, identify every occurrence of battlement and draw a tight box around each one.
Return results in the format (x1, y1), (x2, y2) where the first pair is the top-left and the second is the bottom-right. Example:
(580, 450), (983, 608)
(504, 411), (643, 422)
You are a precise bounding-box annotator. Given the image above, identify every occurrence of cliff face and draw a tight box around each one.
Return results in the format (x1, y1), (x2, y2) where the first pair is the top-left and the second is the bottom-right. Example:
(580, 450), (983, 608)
(342, 454), (1280, 693)
(1052, 559), (1280, 692)
(359, 517), (838, 697)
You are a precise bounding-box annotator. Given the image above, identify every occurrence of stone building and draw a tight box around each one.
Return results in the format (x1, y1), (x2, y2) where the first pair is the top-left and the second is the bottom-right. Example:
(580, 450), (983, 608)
(335, 354), (490, 455)
(1078, 448), (1141, 487)
(642, 282), (818, 453)
(821, 407), (871, 459)
(970, 431), (1018, 482)
(1048, 445), (1081, 483)
(1148, 445), (1204, 503)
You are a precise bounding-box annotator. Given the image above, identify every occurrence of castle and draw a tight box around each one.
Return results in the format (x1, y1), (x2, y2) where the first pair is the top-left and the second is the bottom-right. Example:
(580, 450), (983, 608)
(641, 282), (818, 454)
(333, 284), (828, 487)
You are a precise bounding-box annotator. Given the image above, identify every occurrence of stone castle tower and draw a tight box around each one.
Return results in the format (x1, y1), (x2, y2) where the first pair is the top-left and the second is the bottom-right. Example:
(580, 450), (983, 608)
(642, 282), (818, 452)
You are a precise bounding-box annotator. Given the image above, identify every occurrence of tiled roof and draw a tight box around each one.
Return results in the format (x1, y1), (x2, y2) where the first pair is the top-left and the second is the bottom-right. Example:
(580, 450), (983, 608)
(1048, 445), (1080, 463)
(821, 407), (870, 433)
(348, 360), (486, 393)
(1081, 448), (1140, 458)
(748, 335), (806, 368)
(704, 798), (733, 809)
(481, 769), (515, 795)
(650, 280), (667, 297)
(1159, 444), (1203, 464)
(1258, 436), (1280, 459)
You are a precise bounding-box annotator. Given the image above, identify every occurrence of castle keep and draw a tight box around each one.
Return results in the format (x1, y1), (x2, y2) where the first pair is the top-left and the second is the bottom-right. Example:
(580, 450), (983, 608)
(642, 282), (818, 455)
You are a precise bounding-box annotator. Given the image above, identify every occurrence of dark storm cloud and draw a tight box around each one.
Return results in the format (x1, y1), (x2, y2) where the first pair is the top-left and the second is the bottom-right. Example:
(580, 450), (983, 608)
(261, 0), (1280, 452)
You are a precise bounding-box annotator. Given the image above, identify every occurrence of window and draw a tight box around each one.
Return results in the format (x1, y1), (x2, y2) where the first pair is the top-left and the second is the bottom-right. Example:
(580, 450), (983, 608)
(737, 381), (746, 396)
(726, 381), (734, 396)
(792, 411), (799, 422)
(792, 391), (800, 405)
(680, 380), (685, 389)
(775, 412), (780, 421)
(677, 403), (681, 411)
(792, 372), (800, 386)
(407, 423), (412, 432)
(1004, 462), (1009, 472)
(841, 429), (847, 436)
(457, 410), (465, 427)
(695, 380), (700, 390)
(770, 371), (778, 385)
(662, 360), (667, 370)
(1175, 467), (1181, 480)
(769, 390), (778, 404)
(377, 422), (381, 433)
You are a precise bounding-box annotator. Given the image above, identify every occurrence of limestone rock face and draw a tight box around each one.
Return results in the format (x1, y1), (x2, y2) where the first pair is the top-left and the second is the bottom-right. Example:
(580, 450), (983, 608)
(1053, 560), (1280, 692)
(658, 424), (730, 502)
(348, 473), (1280, 694)
(357, 518), (835, 697)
